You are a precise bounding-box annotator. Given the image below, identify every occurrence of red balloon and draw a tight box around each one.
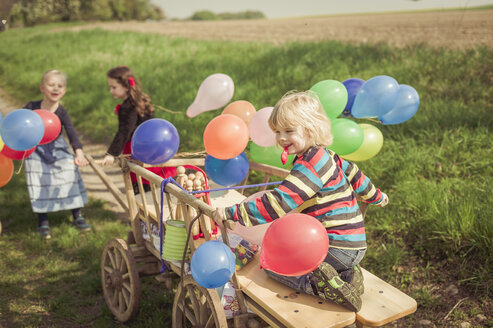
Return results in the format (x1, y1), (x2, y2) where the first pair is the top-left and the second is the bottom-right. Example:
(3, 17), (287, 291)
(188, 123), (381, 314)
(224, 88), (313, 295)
(0, 144), (36, 160)
(34, 109), (61, 145)
(0, 153), (14, 188)
(260, 213), (329, 276)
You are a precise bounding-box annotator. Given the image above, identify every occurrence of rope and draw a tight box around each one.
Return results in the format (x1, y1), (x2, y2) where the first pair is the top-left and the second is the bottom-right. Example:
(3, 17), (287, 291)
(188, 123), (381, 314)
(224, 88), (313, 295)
(188, 180), (282, 195)
(173, 150), (207, 158)
(154, 104), (183, 115)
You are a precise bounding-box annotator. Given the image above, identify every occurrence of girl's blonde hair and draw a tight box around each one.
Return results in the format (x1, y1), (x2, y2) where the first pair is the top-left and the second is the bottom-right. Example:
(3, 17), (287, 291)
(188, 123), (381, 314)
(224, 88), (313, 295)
(107, 66), (154, 118)
(268, 90), (333, 147)
(41, 70), (67, 86)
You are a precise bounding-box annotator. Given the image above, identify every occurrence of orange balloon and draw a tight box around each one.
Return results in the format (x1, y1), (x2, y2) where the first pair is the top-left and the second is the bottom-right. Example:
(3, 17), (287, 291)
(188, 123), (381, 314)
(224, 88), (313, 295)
(222, 100), (256, 126)
(0, 153), (14, 188)
(203, 114), (249, 160)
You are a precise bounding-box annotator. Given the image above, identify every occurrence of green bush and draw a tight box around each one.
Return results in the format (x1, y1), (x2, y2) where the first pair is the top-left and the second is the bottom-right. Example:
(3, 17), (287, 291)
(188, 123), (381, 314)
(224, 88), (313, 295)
(190, 10), (219, 21)
(7, 0), (165, 27)
(190, 10), (265, 21)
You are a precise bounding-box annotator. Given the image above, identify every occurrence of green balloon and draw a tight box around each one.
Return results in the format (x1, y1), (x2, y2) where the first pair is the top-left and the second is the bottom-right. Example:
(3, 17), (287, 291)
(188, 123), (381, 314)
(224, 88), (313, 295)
(310, 80), (348, 119)
(329, 118), (364, 155)
(249, 143), (294, 169)
(343, 124), (384, 162)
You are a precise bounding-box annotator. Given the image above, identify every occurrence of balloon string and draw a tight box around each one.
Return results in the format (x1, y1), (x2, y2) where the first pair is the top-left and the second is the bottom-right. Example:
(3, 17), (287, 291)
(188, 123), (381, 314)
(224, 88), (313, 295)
(154, 104), (183, 115)
(188, 180), (282, 194)
(15, 153), (26, 175)
(363, 117), (382, 123)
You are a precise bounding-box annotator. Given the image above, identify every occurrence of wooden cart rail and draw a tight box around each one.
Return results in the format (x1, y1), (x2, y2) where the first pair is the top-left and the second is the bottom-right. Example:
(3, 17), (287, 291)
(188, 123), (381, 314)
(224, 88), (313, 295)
(87, 154), (417, 327)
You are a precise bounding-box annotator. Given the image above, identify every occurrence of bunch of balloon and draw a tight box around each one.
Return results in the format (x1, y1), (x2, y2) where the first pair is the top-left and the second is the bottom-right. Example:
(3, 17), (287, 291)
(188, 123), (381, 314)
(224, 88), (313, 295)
(346, 75), (420, 125)
(186, 73), (235, 118)
(0, 108), (62, 162)
(202, 113), (250, 186)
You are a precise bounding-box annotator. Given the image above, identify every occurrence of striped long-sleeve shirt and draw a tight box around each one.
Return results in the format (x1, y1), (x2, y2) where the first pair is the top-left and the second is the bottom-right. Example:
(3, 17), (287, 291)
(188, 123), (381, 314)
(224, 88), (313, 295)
(224, 147), (385, 249)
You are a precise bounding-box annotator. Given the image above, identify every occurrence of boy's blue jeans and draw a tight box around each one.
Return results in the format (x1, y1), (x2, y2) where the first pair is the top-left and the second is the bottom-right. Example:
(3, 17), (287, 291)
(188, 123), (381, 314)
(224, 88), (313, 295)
(264, 247), (366, 295)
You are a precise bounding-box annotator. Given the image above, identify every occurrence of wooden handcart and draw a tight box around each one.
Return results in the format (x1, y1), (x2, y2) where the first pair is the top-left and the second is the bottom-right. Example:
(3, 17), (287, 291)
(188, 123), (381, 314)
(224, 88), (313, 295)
(87, 154), (417, 328)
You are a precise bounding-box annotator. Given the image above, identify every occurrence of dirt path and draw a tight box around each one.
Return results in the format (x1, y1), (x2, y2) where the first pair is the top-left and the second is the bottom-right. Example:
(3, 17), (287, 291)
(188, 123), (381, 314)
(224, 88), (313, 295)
(0, 87), (127, 218)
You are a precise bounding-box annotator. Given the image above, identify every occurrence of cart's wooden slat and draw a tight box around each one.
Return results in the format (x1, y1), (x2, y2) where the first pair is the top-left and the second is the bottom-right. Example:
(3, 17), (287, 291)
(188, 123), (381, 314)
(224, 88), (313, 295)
(86, 154), (129, 212)
(236, 255), (355, 328)
(356, 269), (417, 327)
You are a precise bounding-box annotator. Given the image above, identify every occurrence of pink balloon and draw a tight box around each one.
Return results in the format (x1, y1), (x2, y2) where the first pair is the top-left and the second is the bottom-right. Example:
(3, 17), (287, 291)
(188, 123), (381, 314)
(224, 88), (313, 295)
(186, 73), (234, 118)
(249, 106), (276, 147)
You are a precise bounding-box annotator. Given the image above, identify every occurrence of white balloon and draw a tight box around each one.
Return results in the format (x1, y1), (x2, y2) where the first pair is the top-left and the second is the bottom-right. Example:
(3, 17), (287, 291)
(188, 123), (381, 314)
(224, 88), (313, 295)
(186, 73), (234, 118)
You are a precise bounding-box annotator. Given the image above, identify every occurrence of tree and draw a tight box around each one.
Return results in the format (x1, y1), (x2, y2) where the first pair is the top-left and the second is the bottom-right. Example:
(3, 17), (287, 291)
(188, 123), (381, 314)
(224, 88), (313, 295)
(7, 0), (165, 27)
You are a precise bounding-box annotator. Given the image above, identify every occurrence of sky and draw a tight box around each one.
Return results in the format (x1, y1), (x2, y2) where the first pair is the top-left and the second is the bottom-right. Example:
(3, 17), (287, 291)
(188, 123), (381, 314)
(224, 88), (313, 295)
(152, 0), (493, 19)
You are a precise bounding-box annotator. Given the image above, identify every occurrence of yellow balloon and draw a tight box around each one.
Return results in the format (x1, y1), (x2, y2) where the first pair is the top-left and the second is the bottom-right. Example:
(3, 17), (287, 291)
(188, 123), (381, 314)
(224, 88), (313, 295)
(342, 123), (383, 161)
(0, 136), (4, 152)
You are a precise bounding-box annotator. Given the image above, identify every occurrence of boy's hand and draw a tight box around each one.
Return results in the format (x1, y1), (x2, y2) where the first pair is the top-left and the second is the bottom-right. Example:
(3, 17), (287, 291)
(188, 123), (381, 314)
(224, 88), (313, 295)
(376, 192), (389, 207)
(212, 208), (226, 228)
(212, 208), (236, 230)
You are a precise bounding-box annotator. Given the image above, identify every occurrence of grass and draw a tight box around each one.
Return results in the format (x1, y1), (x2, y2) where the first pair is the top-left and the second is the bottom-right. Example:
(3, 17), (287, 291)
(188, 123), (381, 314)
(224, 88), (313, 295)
(0, 21), (492, 327)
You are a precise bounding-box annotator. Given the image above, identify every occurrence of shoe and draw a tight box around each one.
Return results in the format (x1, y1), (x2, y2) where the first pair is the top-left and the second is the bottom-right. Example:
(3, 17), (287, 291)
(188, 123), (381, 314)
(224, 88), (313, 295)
(309, 262), (362, 312)
(350, 265), (364, 296)
(73, 217), (91, 232)
(37, 225), (51, 240)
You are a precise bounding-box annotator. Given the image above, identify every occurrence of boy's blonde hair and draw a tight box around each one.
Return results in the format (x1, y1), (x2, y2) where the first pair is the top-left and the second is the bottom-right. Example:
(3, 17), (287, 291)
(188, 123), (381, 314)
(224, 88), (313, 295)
(268, 90), (333, 148)
(41, 70), (67, 86)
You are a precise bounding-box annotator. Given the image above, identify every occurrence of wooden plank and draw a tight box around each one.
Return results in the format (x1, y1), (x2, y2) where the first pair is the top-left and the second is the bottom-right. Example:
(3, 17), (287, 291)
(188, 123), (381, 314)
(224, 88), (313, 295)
(85, 154), (129, 212)
(356, 269), (417, 327)
(236, 255), (355, 328)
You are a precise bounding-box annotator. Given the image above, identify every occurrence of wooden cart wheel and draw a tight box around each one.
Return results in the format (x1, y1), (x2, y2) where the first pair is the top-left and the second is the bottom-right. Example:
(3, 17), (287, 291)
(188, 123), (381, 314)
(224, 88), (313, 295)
(101, 238), (140, 322)
(172, 275), (228, 328)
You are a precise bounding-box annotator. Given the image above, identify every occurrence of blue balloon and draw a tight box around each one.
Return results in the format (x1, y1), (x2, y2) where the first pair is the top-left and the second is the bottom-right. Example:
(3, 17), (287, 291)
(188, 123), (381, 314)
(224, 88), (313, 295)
(204, 152), (249, 187)
(341, 78), (365, 117)
(131, 118), (179, 165)
(191, 241), (235, 289)
(351, 75), (399, 119)
(0, 109), (44, 151)
(380, 85), (420, 125)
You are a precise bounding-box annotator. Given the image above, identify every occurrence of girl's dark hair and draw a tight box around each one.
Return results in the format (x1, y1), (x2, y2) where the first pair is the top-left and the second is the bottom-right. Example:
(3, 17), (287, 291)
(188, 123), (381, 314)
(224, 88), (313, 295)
(107, 66), (154, 117)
